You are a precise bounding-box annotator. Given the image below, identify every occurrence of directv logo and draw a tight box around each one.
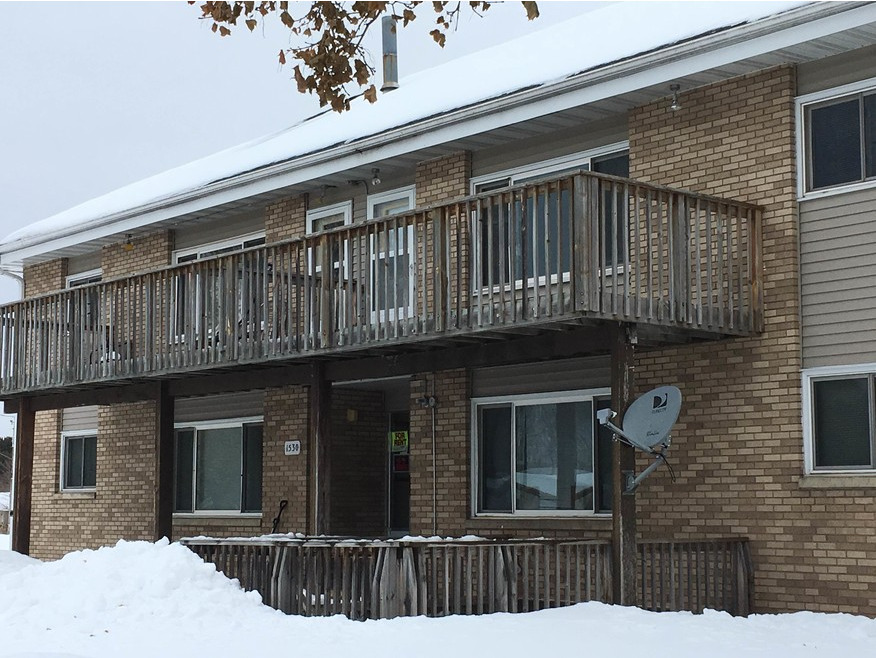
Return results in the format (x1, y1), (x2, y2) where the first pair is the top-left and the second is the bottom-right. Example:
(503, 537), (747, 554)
(653, 393), (669, 411)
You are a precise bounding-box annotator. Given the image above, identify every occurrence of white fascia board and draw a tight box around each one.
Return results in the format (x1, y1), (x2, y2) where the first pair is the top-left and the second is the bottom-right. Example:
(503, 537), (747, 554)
(4, 2), (874, 268)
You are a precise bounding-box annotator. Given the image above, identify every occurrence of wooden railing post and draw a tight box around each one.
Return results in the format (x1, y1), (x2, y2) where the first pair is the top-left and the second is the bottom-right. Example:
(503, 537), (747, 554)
(748, 208), (764, 334)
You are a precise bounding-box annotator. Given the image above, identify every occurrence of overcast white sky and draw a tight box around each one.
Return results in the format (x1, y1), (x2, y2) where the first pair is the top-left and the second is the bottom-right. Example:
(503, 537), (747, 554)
(0, 1), (601, 308)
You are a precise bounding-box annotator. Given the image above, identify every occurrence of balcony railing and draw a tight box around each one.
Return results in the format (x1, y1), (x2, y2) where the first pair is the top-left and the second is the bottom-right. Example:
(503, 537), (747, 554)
(180, 536), (753, 619)
(0, 171), (762, 394)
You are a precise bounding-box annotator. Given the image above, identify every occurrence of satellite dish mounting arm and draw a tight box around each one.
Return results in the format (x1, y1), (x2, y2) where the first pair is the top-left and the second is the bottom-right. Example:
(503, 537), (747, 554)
(596, 385), (680, 494)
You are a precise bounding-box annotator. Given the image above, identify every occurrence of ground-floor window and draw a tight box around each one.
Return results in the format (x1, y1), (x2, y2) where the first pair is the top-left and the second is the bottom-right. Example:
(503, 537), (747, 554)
(61, 431), (97, 491)
(174, 419), (263, 513)
(472, 390), (613, 515)
(804, 367), (876, 471)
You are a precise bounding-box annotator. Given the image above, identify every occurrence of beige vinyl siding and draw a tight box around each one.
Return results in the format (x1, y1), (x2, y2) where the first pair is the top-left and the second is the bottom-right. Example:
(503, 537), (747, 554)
(62, 406), (98, 432)
(471, 115), (627, 181)
(800, 186), (876, 367)
(175, 391), (264, 424)
(797, 43), (876, 96)
(173, 210), (264, 252)
(472, 356), (610, 397)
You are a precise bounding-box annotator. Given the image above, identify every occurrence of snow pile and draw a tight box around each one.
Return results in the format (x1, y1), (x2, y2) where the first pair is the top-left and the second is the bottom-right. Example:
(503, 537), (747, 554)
(0, 1), (809, 251)
(0, 540), (875, 657)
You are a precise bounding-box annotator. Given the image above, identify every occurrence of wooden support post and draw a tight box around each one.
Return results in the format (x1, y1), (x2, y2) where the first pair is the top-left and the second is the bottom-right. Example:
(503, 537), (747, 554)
(154, 382), (174, 542)
(310, 363), (332, 535)
(611, 323), (637, 606)
(11, 397), (35, 555)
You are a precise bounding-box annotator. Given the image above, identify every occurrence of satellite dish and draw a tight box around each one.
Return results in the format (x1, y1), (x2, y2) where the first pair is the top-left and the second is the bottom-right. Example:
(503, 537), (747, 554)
(596, 385), (682, 493)
(622, 385), (682, 452)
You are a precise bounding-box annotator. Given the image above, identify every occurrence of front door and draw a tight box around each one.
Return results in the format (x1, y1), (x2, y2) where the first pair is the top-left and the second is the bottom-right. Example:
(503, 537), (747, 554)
(387, 410), (410, 537)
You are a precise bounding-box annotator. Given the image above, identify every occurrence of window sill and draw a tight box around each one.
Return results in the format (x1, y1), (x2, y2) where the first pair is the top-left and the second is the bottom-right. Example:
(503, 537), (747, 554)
(57, 489), (96, 499)
(798, 178), (876, 203)
(799, 473), (876, 490)
(173, 513), (263, 520)
(467, 515), (612, 533)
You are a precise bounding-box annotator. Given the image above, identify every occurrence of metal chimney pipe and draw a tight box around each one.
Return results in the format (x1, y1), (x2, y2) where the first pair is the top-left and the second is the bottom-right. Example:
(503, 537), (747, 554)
(381, 16), (399, 92)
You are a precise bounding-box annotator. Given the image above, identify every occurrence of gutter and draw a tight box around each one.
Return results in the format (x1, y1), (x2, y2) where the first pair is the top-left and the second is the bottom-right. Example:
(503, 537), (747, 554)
(2, 1), (871, 265)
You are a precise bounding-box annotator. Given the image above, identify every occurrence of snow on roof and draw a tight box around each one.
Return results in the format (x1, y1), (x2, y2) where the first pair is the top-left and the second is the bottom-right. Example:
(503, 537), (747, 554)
(1, 1), (809, 254)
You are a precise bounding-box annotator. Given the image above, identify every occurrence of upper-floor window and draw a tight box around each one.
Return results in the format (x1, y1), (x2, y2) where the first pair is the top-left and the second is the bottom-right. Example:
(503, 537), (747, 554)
(470, 145), (629, 287)
(367, 187), (416, 321)
(171, 233), (266, 338)
(800, 80), (876, 196)
(803, 365), (876, 473)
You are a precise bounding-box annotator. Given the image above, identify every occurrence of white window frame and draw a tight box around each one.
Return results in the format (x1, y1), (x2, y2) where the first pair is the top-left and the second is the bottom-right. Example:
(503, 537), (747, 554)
(802, 364), (876, 474)
(305, 200), (353, 235)
(172, 231), (266, 264)
(796, 76), (876, 201)
(470, 143), (629, 291)
(470, 388), (611, 518)
(171, 232), (267, 341)
(367, 186), (416, 323)
(65, 268), (102, 288)
(173, 415), (264, 517)
(60, 429), (97, 493)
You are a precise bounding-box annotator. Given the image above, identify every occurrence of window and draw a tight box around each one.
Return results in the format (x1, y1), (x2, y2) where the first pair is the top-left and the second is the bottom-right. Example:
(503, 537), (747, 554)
(172, 233), (266, 339)
(367, 187), (416, 321)
(470, 146), (629, 288)
(804, 367), (876, 472)
(61, 431), (97, 491)
(801, 82), (876, 194)
(472, 390), (614, 515)
(306, 201), (353, 272)
(174, 419), (263, 514)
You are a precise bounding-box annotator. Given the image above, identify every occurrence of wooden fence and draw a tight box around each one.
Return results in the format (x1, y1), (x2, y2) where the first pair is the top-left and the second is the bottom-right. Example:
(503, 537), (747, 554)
(0, 171), (762, 394)
(180, 536), (753, 620)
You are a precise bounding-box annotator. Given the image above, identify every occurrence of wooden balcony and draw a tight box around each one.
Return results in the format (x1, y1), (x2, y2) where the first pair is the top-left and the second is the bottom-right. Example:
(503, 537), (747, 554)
(0, 171), (762, 396)
(180, 535), (754, 619)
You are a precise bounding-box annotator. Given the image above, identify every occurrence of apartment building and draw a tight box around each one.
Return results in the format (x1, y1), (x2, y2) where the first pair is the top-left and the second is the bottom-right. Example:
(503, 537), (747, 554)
(4, 1), (876, 615)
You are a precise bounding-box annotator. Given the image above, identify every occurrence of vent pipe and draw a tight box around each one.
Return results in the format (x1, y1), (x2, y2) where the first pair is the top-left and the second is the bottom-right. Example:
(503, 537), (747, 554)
(381, 16), (399, 92)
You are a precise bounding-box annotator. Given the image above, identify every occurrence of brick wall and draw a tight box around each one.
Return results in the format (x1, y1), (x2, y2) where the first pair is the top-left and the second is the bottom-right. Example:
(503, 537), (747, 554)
(23, 258), (67, 297)
(261, 386), (310, 534)
(101, 230), (172, 279)
(409, 369), (470, 537)
(30, 402), (157, 559)
(329, 388), (387, 536)
(265, 195), (307, 244)
(625, 66), (858, 613)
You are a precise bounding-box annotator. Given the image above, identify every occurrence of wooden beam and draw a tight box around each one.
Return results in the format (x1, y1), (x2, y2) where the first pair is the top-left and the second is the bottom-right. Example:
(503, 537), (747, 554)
(4, 382), (157, 414)
(154, 382), (174, 542)
(611, 323), (637, 606)
(325, 326), (611, 382)
(166, 365), (311, 398)
(310, 363), (332, 535)
(11, 397), (35, 555)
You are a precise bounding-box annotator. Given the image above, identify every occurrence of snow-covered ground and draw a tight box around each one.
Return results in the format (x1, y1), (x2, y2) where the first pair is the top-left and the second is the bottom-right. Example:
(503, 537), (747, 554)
(0, 540), (873, 658)
(0, 532), (9, 551)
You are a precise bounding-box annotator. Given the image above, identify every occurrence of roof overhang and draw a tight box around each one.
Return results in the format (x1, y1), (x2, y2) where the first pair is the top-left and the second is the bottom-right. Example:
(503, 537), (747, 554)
(5, 1), (876, 268)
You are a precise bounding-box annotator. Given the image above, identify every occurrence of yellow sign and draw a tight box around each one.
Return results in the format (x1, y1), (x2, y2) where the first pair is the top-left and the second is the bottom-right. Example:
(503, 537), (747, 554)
(390, 431), (409, 454)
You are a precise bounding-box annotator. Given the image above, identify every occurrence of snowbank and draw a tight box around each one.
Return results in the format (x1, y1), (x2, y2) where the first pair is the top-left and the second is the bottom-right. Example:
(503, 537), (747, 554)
(0, 540), (875, 658)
